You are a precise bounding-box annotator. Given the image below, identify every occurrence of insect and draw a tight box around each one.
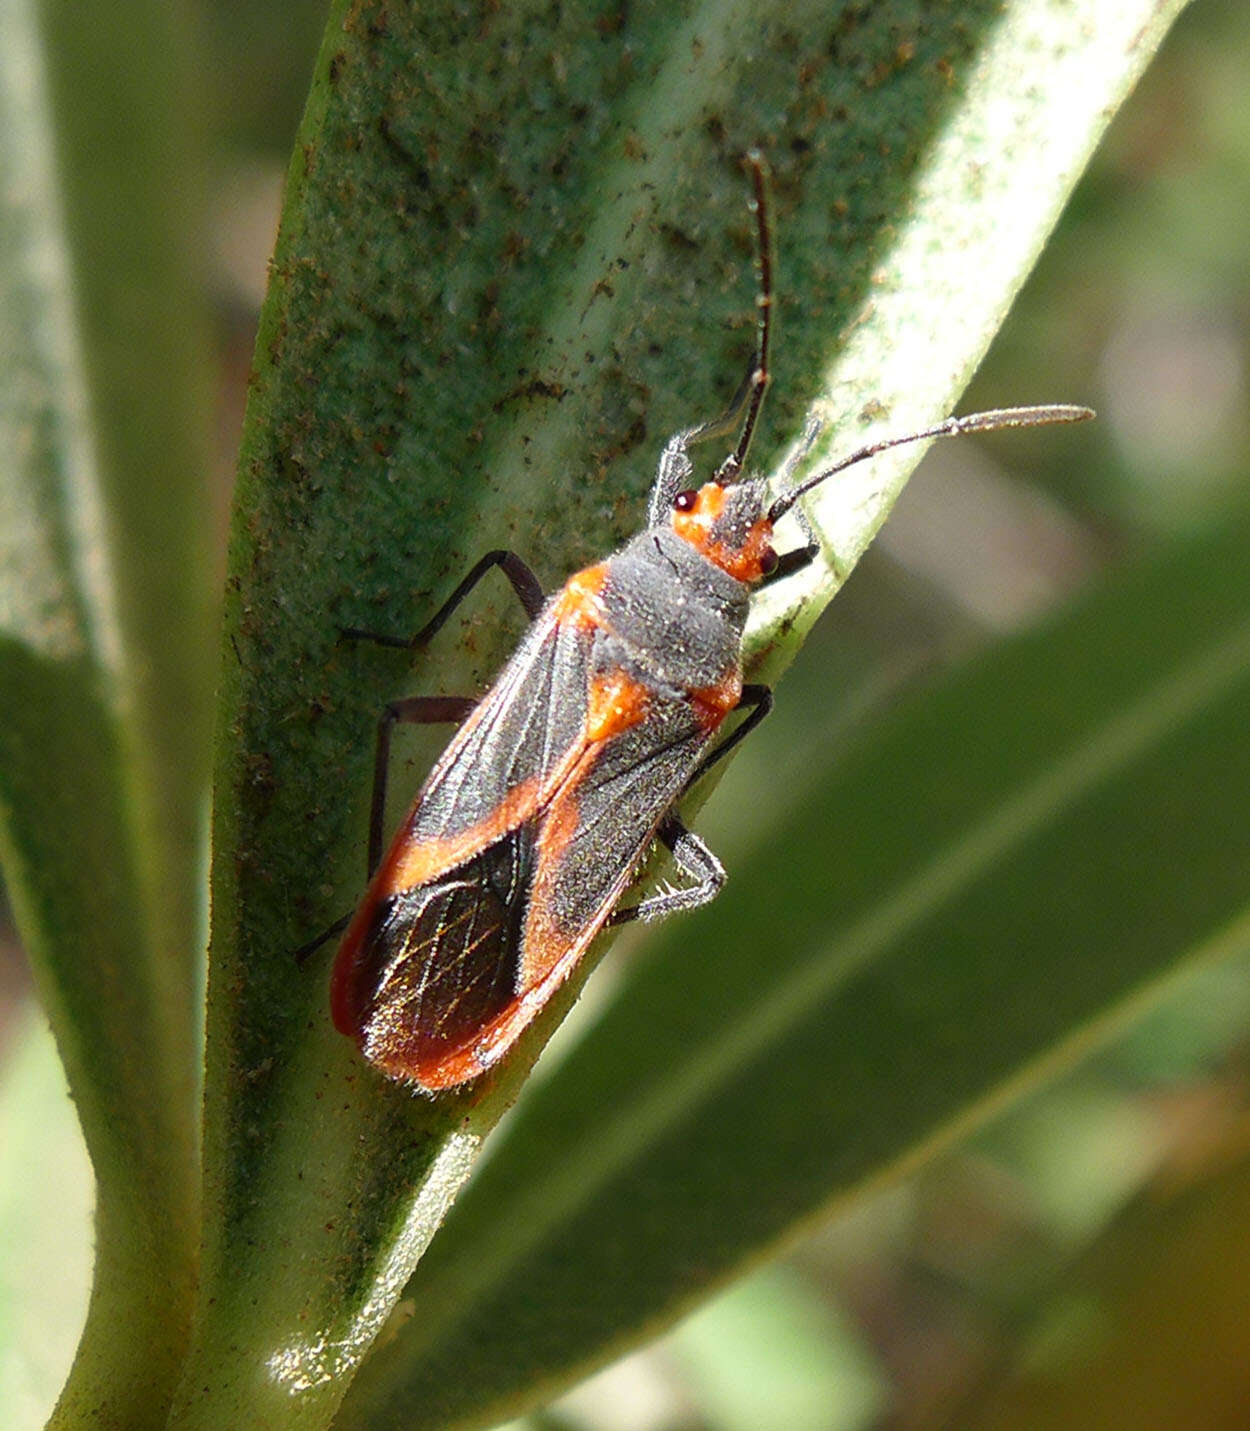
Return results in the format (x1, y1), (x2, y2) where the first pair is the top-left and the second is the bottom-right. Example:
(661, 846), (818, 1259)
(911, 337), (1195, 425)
(316, 155), (1091, 1092)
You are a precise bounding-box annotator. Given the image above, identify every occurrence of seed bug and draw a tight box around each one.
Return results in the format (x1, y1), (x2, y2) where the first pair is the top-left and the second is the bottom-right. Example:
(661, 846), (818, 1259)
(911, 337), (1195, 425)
(312, 155), (1091, 1091)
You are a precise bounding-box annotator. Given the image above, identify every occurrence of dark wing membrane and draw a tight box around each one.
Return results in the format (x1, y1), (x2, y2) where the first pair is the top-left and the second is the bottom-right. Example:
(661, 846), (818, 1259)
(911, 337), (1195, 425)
(334, 823), (537, 1081)
(519, 695), (712, 987)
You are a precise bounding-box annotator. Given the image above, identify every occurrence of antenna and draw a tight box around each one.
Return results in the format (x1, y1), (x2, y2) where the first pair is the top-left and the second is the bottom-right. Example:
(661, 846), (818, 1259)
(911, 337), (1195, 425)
(767, 404), (1095, 523)
(716, 151), (773, 485)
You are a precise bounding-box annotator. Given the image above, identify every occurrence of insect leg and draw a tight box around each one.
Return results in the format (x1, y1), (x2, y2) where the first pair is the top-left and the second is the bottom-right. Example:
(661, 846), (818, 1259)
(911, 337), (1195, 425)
(368, 695), (478, 875)
(690, 683), (773, 781)
(760, 542), (819, 587)
(294, 694), (476, 966)
(609, 815), (726, 925)
(293, 912), (352, 966)
(607, 684), (772, 930)
(342, 549), (545, 650)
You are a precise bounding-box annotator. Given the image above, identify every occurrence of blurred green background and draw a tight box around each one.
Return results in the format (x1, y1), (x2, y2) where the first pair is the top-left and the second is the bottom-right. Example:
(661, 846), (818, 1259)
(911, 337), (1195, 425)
(3, 0), (1250, 1427)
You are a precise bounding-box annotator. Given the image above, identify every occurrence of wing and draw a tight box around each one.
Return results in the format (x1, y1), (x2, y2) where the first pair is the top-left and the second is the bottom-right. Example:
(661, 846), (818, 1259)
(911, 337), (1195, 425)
(331, 600), (588, 1044)
(334, 687), (714, 1089)
(332, 826), (536, 1083)
(391, 599), (593, 878)
(518, 694), (710, 985)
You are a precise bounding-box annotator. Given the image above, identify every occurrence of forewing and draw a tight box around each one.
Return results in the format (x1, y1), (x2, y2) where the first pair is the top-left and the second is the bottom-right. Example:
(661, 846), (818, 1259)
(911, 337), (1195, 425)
(334, 594), (727, 1087)
(391, 602), (592, 874)
(332, 602), (592, 1078)
(332, 824), (536, 1082)
(520, 695), (711, 986)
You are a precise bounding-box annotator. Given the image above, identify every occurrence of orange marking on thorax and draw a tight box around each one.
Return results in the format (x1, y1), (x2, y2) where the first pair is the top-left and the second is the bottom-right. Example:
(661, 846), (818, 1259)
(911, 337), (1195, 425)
(690, 669), (743, 733)
(552, 562), (610, 629)
(585, 668), (650, 742)
(671, 482), (775, 583)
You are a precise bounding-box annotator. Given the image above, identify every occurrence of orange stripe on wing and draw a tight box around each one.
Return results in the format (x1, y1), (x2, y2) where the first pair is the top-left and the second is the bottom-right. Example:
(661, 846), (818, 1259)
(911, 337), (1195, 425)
(373, 599), (605, 896)
(520, 664), (652, 983)
(386, 772), (545, 890)
(516, 780), (586, 987)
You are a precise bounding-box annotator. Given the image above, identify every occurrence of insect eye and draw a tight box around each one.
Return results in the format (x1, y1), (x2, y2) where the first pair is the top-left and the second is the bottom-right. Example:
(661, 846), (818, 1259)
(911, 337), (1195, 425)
(759, 545), (779, 576)
(673, 489), (699, 512)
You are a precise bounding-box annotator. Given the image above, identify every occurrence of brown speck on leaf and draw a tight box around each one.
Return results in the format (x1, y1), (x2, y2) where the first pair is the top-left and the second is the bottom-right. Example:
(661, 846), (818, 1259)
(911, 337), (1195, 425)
(492, 377), (568, 412)
(595, 4), (627, 36)
(659, 222), (698, 252)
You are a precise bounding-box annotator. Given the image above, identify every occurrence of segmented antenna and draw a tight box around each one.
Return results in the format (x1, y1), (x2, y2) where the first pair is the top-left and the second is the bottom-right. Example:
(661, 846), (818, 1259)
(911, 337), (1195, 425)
(717, 151), (773, 485)
(767, 404), (1095, 523)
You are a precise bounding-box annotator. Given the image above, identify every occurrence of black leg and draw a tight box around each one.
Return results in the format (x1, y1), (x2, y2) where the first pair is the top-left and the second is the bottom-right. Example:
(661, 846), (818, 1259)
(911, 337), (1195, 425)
(690, 683), (773, 782)
(609, 815), (726, 925)
(293, 910), (352, 967)
(368, 695), (477, 875)
(341, 549), (545, 649)
(294, 693), (476, 966)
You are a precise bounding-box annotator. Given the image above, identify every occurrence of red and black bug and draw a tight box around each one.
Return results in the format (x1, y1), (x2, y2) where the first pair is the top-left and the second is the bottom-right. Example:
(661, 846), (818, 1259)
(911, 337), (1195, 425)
(310, 156), (1091, 1092)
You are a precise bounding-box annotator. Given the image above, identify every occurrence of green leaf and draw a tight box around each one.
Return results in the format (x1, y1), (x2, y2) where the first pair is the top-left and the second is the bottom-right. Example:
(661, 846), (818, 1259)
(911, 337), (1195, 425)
(175, 1), (1185, 1426)
(0, 0), (213, 1424)
(338, 509), (1250, 1430)
(0, 1011), (93, 1430)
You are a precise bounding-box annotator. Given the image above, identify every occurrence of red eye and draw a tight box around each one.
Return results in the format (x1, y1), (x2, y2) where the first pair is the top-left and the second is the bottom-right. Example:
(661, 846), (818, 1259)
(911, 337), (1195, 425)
(759, 545), (779, 576)
(673, 489), (699, 512)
